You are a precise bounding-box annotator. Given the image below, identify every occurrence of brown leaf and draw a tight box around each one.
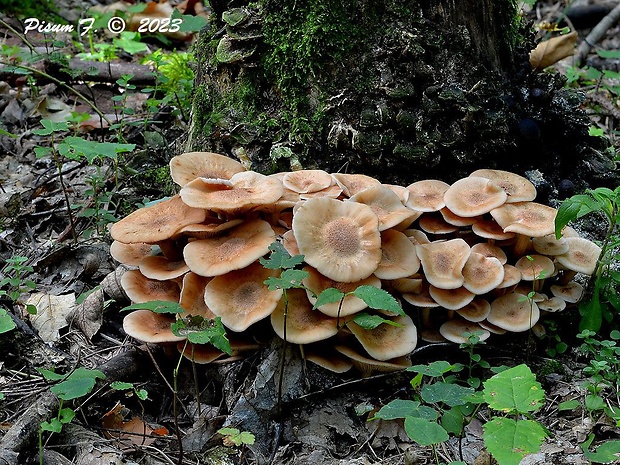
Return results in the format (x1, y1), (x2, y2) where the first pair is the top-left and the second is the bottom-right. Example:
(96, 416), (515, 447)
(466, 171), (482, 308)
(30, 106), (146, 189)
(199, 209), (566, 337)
(68, 288), (104, 340)
(102, 402), (168, 449)
(26, 293), (76, 342)
(529, 32), (578, 70)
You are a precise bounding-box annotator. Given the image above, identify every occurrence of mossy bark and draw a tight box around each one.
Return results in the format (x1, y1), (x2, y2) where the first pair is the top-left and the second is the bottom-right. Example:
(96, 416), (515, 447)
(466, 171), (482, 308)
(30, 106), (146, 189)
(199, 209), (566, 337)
(187, 0), (616, 191)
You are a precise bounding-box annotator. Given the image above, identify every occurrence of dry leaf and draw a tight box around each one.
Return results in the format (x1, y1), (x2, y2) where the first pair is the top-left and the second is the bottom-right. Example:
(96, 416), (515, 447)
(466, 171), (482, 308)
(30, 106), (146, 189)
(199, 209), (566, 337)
(529, 32), (578, 70)
(68, 288), (104, 340)
(102, 402), (168, 449)
(26, 293), (76, 342)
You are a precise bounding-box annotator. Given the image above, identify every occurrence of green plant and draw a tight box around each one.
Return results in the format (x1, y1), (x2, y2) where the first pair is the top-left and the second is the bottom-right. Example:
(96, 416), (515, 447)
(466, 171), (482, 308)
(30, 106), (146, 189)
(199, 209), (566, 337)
(0, 256), (36, 303)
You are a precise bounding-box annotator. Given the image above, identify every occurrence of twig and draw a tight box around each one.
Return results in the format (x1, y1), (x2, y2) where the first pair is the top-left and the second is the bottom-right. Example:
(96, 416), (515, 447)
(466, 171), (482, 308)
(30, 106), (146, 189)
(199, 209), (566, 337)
(574, 2), (620, 67)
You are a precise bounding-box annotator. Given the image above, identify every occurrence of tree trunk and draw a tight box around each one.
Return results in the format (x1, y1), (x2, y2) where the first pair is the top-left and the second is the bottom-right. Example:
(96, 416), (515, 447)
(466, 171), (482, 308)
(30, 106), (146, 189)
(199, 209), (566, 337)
(187, 0), (616, 193)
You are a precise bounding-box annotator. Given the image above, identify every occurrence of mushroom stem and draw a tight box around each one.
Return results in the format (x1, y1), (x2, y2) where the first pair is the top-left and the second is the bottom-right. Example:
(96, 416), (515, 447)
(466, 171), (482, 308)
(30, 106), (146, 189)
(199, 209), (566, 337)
(512, 235), (531, 258)
(558, 269), (578, 285)
(157, 240), (183, 261)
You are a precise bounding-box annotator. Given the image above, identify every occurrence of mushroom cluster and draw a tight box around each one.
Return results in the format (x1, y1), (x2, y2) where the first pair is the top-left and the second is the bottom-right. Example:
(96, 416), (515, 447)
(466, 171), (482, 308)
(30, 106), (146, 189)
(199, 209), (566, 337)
(110, 152), (601, 374)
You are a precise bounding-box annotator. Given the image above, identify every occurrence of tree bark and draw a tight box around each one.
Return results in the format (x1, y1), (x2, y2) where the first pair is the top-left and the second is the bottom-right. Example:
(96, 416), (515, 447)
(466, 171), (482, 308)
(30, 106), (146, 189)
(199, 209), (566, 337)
(187, 0), (617, 192)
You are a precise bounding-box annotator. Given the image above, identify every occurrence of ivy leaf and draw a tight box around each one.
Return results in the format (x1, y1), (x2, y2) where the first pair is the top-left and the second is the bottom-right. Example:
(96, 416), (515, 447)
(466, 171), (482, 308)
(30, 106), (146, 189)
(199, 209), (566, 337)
(483, 418), (547, 465)
(41, 418), (63, 433)
(483, 364), (545, 414)
(351, 286), (403, 315)
(313, 287), (345, 309)
(403, 416), (449, 446)
(121, 300), (184, 313)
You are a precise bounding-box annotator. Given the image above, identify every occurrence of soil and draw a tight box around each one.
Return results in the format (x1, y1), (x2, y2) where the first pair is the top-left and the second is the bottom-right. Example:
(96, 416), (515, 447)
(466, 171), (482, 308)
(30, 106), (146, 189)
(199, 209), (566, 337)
(0, 1), (620, 464)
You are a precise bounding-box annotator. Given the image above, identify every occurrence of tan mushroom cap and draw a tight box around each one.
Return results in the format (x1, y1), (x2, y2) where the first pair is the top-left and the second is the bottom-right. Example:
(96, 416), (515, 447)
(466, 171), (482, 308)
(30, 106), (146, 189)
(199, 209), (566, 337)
(302, 266), (381, 318)
(183, 220), (275, 277)
(205, 262), (283, 332)
(375, 230), (421, 280)
(532, 233), (570, 256)
(169, 151), (245, 187)
(110, 241), (154, 266)
(462, 252), (505, 294)
(111, 195), (207, 244)
(404, 229), (431, 245)
(514, 254), (555, 281)
(180, 171), (284, 212)
(416, 238), (471, 289)
(174, 218), (244, 240)
(439, 318), (490, 344)
(281, 230), (301, 257)
(401, 288), (440, 308)
(349, 186), (417, 231)
(478, 320), (508, 335)
(405, 179), (450, 212)
(283, 169), (333, 193)
(488, 293), (540, 332)
(177, 341), (227, 364)
(270, 288), (339, 344)
(383, 184), (411, 204)
(550, 281), (584, 303)
(121, 269), (180, 303)
(456, 298), (491, 322)
(469, 169), (536, 203)
(538, 296), (567, 313)
(292, 197), (381, 283)
(346, 314), (418, 361)
(490, 202), (557, 237)
(139, 255), (189, 281)
(332, 173), (381, 197)
(123, 310), (185, 343)
(444, 177), (507, 217)
(304, 342), (353, 373)
(428, 285), (475, 310)
(497, 264), (522, 289)
(179, 272), (215, 319)
(440, 207), (481, 227)
(334, 344), (411, 376)
(389, 277), (423, 294)
(419, 215), (459, 235)
(555, 237), (602, 275)
(472, 219), (516, 241)
(471, 243), (508, 264)
(299, 184), (343, 200)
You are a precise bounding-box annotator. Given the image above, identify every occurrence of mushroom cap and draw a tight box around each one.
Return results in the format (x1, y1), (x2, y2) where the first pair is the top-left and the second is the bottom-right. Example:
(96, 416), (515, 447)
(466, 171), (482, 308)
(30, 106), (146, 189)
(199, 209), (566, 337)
(389, 277), (423, 294)
(180, 171), (284, 212)
(514, 254), (555, 281)
(179, 272), (216, 319)
(490, 202), (557, 237)
(205, 262), (283, 332)
(123, 310), (185, 343)
(456, 298), (491, 322)
(299, 184), (344, 200)
(428, 285), (475, 310)
(281, 230), (301, 257)
(488, 293), (540, 332)
(375, 229), (421, 280)
(471, 242), (508, 264)
(346, 314), (418, 361)
(550, 281), (584, 303)
(292, 197), (381, 283)
(478, 320), (508, 335)
(349, 186), (417, 231)
(121, 269), (180, 303)
(418, 215), (459, 235)
(270, 288), (339, 344)
(334, 344), (411, 375)
(462, 252), (505, 294)
(415, 238), (471, 289)
(332, 173), (381, 197)
(532, 233), (570, 256)
(555, 237), (602, 275)
(405, 180), (450, 212)
(183, 220), (275, 277)
(139, 255), (189, 281)
(469, 169), (536, 203)
(305, 348), (354, 373)
(440, 207), (480, 227)
(444, 177), (507, 217)
(283, 169), (333, 193)
(537, 296), (567, 313)
(439, 318), (490, 344)
(302, 266), (381, 318)
(174, 218), (244, 240)
(177, 341), (226, 364)
(472, 219), (516, 241)
(497, 264), (522, 289)
(110, 241), (154, 266)
(111, 195), (207, 244)
(170, 151), (245, 186)
(404, 229), (431, 245)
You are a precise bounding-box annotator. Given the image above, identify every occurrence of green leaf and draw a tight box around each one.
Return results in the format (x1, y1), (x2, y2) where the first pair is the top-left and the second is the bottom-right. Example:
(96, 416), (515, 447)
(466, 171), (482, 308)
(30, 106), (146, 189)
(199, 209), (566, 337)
(351, 286), (404, 315)
(110, 381), (133, 391)
(41, 418), (63, 433)
(217, 427), (255, 446)
(49, 368), (106, 400)
(37, 368), (66, 382)
(558, 400), (580, 411)
(372, 399), (438, 421)
(0, 308), (16, 334)
(113, 32), (148, 55)
(58, 407), (75, 424)
(136, 388), (149, 400)
(264, 268), (308, 290)
(403, 416), (449, 446)
(421, 382), (475, 407)
(483, 364), (545, 414)
(351, 312), (401, 330)
(585, 394), (606, 412)
(313, 287), (345, 309)
(121, 300), (184, 313)
(408, 361), (463, 377)
(441, 406), (465, 436)
(57, 137), (134, 163)
(259, 241), (305, 269)
(483, 418), (547, 465)
(172, 317), (232, 355)
(597, 50), (620, 59)
(172, 9), (208, 32)
(32, 119), (70, 136)
(581, 435), (620, 464)
(579, 288), (603, 332)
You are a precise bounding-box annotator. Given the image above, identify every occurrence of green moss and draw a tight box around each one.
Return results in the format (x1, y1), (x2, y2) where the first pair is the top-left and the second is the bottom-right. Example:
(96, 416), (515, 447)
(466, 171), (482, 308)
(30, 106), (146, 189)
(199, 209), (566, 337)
(140, 166), (177, 198)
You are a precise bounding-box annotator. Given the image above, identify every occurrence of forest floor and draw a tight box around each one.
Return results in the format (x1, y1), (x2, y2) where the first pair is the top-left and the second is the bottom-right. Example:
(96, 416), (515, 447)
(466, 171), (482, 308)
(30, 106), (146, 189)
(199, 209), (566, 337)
(1, 1), (620, 464)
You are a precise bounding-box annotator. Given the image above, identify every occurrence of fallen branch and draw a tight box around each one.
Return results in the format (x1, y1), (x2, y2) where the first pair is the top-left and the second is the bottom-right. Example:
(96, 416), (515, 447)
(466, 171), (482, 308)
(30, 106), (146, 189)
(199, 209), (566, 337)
(574, 2), (620, 67)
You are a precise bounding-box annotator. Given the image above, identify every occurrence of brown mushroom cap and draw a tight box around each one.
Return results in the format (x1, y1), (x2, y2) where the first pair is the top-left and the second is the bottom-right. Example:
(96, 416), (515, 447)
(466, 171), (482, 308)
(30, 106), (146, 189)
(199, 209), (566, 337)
(550, 281), (584, 303)
(490, 202), (557, 237)
(440, 207), (481, 227)
(471, 243), (508, 264)
(292, 197), (381, 283)
(177, 341), (227, 364)
(416, 238), (471, 289)
(456, 298), (491, 322)
(205, 262), (283, 332)
(174, 218), (244, 240)
(428, 285), (475, 310)
(555, 237), (602, 275)
(418, 215), (459, 235)
(405, 180), (450, 212)
(462, 252), (505, 294)
(270, 288), (339, 344)
(123, 310), (185, 343)
(472, 219), (516, 241)
(349, 186), (417, 231)
(439, 318), (490, 344)
(304, 343), (353, 373)
(497, 264), (522, 289)
(111, 195), (207, 244)
(488, 293), (540, 332)
(332, 173), (381, 197)
(179, 272), (216, 319)
(375, 230), (421, 280)
(121, 269), (180, 303)
(183, 220), (275, 277)
(334, 344), (411, 375)
(302, 266), (381, 318)
(281, 230), (301, 257)
(139, 255), (189, 281)
(283, 169), (334, 193)
(469, 169), (536, 203)
(346, 314), (418, 361)
(444, 177), (507, 217)
(532, 234), (570, 256)
(170, 151), (245, 187)
(110, 241), (154, 266)
(537, 296), (567, 313)
(514, 255), (555, 281)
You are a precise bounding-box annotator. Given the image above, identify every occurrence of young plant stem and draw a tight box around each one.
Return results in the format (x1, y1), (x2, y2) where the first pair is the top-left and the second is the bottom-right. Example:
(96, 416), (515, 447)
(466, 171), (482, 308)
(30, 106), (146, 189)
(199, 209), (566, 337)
(50, 135), (77, 243)
(173, 360), (184, 465)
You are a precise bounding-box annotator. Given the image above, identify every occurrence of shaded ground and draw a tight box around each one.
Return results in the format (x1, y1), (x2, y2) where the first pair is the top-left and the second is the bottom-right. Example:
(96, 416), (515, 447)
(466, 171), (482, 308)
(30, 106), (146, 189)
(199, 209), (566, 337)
(1, 1), (620, 464)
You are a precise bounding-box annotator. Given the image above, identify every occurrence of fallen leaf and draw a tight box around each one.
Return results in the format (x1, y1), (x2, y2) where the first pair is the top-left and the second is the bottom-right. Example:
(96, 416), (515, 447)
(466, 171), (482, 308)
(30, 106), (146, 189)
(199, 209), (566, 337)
(68, 288), (104, 340)
(102, 402), (168, 449)
(26, 293), (76, 342)
(530, 32), (578, 70)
